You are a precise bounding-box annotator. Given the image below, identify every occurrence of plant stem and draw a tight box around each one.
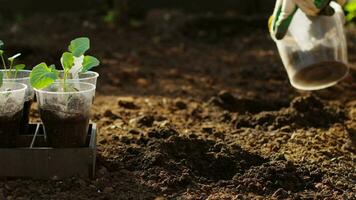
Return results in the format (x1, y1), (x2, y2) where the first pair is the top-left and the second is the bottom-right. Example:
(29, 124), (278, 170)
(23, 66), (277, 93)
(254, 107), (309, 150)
(8, 59), (14, 79)
(0, 54), (8, 78)
(62, 70), (68, 92)
(0, 55), (6, 70)
(9, 59), (13, 71)
(14, 69), (18, 80)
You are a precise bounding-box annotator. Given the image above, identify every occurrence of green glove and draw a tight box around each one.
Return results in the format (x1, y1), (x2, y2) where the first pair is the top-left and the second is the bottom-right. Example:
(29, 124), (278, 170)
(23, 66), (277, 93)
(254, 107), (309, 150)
(269, 0), (346, 40)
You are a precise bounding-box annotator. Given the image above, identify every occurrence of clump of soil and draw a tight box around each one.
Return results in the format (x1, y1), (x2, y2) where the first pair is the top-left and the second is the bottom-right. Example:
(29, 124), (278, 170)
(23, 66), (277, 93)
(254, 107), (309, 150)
(118, 99), (140, 109)
(136, 135), (265, 180)
(235, 160), (322, 196)
(210, 90), (289, 113)
(234, 94), (345, 130)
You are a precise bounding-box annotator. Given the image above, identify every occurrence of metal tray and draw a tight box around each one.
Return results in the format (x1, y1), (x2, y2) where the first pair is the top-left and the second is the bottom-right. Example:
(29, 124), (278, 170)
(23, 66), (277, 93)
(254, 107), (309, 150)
(0, 124), (97, 179)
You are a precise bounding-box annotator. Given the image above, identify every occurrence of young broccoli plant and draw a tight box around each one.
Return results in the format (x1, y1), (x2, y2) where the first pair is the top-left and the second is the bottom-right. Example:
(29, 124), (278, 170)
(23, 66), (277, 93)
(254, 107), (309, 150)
(30, 37), (100, 90)
(0, 40), (26, 82)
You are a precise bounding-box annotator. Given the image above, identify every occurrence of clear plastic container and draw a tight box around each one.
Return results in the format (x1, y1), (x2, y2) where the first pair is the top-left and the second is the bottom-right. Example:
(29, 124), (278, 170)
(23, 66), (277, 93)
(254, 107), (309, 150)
(1, 70), (34, 101)
(34, 82), (96, 147)
(1, 69), (34, 134)
(274, 2), (349, 90)
(57, 71), (99, 86)
(0, 82), (27, 147)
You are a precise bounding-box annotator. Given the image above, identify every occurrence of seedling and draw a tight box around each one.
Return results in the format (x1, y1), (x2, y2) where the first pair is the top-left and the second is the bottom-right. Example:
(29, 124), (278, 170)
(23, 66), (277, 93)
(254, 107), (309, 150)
(30, 37), (100, 90)
(0, 40), (26, 87)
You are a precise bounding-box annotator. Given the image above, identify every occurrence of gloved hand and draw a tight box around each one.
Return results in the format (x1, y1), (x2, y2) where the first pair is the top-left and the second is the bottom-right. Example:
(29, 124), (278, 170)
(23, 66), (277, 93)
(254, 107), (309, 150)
(269, 0), (346, 40)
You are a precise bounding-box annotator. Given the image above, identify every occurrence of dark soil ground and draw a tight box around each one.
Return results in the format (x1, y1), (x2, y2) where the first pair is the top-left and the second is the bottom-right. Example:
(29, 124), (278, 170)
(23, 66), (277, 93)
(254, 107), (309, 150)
(0, 10), (355, 199)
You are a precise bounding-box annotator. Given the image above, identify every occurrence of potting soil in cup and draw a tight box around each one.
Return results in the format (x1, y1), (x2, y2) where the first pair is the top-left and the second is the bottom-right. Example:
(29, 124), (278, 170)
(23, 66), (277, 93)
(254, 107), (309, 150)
(1, 70), (35, 135)
(40, 109), (89, 147)
(286, 45), (348, 89)
(19, 100), (33, 134)
(0, 98), (24, 147)
(292, 61), (348, 89)
(0, 110), (23, 147)
(39, 94), (90, 148)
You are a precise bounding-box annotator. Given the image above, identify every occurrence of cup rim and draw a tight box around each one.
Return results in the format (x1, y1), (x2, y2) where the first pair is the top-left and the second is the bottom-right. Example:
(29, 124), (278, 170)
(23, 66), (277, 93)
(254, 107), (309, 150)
(57, 70), (99, 81)
(0, 82), (28, 94)
(34, 82), (96, 95)
(0, 69), (31, 81)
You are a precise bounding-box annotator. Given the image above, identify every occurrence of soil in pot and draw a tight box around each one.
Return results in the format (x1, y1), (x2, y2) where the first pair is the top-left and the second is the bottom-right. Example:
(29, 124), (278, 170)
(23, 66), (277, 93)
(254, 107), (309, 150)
(40, 108), (90, 148)
(293, 61), (348, 88)
(19, 100), (33, 135)
(0, 109), (23, 147)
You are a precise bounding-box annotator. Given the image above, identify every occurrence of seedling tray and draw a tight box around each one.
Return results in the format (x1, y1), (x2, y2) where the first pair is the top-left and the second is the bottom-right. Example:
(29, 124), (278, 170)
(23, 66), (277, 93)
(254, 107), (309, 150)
(0, 123), (97, 179)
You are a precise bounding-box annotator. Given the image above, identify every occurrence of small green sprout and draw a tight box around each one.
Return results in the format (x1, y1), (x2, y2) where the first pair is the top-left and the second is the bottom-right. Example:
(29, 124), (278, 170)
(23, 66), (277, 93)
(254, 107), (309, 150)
(30, 37), (100, 90)
(0, 40), (27, 83)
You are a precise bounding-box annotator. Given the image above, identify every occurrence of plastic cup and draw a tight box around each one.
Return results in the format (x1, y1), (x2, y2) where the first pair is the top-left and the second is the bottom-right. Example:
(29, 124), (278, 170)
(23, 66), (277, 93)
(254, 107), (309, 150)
(57, 71), (99, 86)
(34, 82), (96, 148)
(1, 70), (34, 101)
(0, 82), (27, 147)
(273, 2), (349, 90)
(1, 69), (34, 134)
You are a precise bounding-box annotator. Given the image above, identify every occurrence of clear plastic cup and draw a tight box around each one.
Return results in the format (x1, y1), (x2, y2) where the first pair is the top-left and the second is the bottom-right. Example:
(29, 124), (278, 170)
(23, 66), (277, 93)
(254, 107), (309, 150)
(1, 69), (34, 134)
(274, 2), (349, 90)
(57, 71), (99, 86)
(34, 82), (96, 148)
(1, 70), (34, 101)
(0, 82), (27, 147)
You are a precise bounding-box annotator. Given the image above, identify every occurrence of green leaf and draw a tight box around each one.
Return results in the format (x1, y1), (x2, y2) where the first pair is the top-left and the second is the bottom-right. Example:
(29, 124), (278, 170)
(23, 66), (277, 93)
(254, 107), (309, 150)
(0, 71), (3, 87)
(346, 0), (356, 11)
(30, 62), (58, 89)
(14, 64), (26, 71)
(60, 52), (74, 71)
(0, 40), (3, 49)
(8, 53), (21, 62)
(68, 37), (90, 57)
(81, 55), (100, 72)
